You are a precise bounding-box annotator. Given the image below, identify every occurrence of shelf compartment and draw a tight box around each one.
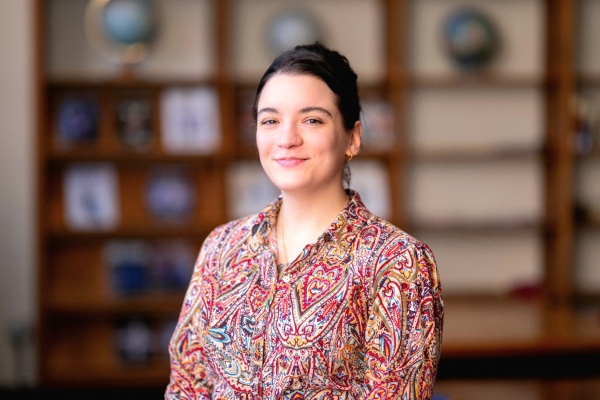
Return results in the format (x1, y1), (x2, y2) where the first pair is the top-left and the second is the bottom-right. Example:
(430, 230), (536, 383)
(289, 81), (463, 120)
(49, 292), (185, 315)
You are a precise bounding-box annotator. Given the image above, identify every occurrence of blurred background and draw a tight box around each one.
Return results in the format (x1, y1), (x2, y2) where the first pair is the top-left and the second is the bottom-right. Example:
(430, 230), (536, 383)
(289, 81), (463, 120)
(1, 0), (600, 398)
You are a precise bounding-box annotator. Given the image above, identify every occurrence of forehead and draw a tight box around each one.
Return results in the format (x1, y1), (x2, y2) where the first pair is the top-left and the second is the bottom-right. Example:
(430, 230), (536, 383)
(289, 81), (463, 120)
(258, 73), (338, 109)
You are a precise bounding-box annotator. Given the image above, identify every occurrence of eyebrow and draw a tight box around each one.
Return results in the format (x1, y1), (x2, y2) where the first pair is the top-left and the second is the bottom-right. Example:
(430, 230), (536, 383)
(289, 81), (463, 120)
(257, 107), (278, 116)
(300, 106), (332, 118)
(256, 106), (333, 118)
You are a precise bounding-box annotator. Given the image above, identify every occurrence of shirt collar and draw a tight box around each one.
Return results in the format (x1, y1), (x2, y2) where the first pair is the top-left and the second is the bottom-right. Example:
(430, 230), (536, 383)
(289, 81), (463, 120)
(250, 190), (370, 246)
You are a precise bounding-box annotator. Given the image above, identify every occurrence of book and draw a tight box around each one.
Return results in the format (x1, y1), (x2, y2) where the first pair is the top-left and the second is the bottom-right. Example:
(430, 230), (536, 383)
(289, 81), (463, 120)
(160, 86), (221, 154)
(63, 163), (119, 230)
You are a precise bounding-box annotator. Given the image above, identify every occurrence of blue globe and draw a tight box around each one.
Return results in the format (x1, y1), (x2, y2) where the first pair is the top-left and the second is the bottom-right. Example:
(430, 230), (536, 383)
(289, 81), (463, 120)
(443, 8), (499, 69)
(102, 0), (155, 45)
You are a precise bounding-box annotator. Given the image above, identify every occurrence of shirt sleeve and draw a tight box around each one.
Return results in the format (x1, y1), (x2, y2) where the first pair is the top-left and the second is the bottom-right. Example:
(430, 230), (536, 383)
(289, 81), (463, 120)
(165, 228), (221, 400)
(363, 239), (443, 400)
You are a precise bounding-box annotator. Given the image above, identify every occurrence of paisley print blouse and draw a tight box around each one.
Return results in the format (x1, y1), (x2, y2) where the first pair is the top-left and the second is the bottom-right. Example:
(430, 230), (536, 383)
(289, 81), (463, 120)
(166, 191), (443, 400)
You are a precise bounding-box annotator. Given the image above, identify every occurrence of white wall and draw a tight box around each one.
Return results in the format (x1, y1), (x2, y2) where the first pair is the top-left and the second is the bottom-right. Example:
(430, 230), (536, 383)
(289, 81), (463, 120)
(0, 0), (37, 386)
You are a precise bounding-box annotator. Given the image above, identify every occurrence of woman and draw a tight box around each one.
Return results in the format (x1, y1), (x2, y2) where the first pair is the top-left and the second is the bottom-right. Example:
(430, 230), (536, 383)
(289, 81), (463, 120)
(166, 42), (443, 400)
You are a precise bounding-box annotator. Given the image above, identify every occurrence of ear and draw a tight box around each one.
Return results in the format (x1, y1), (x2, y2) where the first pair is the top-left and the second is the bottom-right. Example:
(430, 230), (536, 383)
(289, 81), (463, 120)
(346, 120), (362, 157)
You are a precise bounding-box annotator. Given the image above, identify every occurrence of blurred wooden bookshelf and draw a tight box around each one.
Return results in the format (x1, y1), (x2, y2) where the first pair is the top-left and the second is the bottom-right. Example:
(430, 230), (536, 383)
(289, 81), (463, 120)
(33, 0), (600, 393)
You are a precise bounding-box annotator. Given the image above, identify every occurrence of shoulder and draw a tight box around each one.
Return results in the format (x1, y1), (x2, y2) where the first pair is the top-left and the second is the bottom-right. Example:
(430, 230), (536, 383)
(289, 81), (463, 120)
(192, 214), (259, 273)
(354, 213), (439, 291)
(205, 214), (258, 247)
(355, 213), (434, 261)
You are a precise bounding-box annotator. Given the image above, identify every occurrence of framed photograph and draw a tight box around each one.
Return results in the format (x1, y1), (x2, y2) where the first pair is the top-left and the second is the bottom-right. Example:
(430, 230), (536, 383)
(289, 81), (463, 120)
(55, 96), (99, 147)
(145, 166), (195, 222)
(160, 86), (221, 154)
(116, 97), (154, 151)
(63, 163), (119, 230)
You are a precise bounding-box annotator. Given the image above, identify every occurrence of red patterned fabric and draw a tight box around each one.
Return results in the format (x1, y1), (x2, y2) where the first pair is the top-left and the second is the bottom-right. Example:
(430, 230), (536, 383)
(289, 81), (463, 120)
(166, 191), (443, 400)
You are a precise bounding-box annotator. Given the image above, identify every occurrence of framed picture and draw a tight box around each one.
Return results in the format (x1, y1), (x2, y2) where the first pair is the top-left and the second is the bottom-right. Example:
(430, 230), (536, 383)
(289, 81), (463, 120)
(114, 318), (154, 364)
(149, 239), (196, 291)
(63, 163), (119, 230)
(227, 161), (280, 219)
(160, 86), (221, 154)
(145, 165), (196, 222)
(116, 97), (154, 151)
(55, 96), (99, 147)
(360, 97), (395, 153)
(103, 240), (151, 296)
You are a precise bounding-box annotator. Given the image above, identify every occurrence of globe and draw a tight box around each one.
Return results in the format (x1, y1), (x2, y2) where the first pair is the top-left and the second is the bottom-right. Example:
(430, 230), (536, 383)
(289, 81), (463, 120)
(102, 0), (155, 45)
(442, 8), (499, 69)
(268, 10), (321, 55)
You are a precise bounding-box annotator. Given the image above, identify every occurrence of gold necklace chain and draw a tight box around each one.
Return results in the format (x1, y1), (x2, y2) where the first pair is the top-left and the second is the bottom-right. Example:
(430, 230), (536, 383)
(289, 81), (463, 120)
(280, 214), (288, 267)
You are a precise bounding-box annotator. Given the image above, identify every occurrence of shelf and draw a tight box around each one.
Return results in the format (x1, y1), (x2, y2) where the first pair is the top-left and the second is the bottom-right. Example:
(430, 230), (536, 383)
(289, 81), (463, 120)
(44, 360), (170, 387)
(442, 338), (600, 359)
(410, 147), (543, 163)
(46, 150), (232, 167)
(410, 74), (544, 89)
(576, 149), (600, 161)
(578, 73), (600, 87)
(47, 77), (217, 91)
(411, 220), (543, 234)
(49, 292), (185, 315)
(576, 221), (600, 232)
(47, 225), (214, 243)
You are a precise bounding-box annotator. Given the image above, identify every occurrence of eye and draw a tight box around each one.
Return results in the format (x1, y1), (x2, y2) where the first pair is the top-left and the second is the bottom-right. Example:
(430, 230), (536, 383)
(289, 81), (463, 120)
(305, 118), (322, 125)
(260, 118), (278, 126)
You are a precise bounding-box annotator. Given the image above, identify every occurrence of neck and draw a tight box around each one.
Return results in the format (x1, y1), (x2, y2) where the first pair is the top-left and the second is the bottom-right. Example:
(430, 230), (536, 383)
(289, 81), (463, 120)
(277, 185), (350, 240)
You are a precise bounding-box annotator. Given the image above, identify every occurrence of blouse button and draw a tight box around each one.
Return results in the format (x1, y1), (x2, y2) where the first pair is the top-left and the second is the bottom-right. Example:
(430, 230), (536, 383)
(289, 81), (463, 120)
(282, 275), (290, 283)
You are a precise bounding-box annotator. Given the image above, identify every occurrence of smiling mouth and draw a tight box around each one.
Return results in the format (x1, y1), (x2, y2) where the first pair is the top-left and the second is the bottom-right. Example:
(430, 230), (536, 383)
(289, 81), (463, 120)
(275, 157), (307, 167)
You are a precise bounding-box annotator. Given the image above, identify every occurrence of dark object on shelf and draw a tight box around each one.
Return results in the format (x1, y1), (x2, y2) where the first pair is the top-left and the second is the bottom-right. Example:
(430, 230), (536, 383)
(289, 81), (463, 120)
(116, 97), (153, 151)
(150, 239), (196, 291)
(237, 89), (257, 151)
(114, 318), (154, 364)
(145, 166), (195, 222)
(56, 97), (99, 145)
(442, 8), (499, 70)
(104, 240), (151, 295)
(157, 318), (178, 358)
(360, 97), (395, 153)
(573, 96), (599, 156)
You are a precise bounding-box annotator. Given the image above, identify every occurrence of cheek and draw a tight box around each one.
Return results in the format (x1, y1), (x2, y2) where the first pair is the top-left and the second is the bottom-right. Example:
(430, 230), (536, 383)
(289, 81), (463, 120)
(256, 132), (270, 156)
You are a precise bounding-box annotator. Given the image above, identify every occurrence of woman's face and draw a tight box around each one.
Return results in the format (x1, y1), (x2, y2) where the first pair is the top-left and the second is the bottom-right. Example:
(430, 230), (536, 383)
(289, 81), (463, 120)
(256, 73), (361, 195)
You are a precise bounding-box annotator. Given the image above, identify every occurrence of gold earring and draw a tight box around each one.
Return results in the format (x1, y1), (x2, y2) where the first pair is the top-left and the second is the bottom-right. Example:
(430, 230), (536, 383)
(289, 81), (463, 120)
(347, 154), (353, 161)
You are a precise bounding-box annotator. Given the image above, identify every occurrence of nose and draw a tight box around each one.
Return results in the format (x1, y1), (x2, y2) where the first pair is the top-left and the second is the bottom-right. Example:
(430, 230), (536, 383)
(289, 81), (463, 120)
(277, 121), (303, 149)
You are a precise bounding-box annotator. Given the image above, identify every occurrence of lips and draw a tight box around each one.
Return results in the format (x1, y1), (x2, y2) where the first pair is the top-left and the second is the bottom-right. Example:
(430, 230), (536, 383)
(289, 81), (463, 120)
(274, 157), (307, 167)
